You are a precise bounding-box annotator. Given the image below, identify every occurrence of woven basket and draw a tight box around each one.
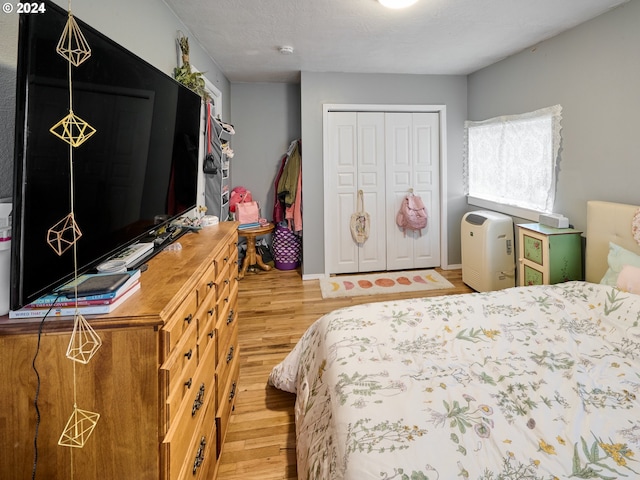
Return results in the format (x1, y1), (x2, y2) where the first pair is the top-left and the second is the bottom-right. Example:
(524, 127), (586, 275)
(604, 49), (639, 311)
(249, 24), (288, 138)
(272, 224), (301, 270)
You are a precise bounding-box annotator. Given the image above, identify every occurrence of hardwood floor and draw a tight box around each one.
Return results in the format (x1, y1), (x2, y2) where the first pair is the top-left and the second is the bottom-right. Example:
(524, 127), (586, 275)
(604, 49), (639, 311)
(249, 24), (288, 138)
(215, 267), (473, 480)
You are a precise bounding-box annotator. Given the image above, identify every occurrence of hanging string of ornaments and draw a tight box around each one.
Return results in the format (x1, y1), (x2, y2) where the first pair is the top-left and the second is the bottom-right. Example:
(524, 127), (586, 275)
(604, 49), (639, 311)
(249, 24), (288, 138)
(47, 1), (102, 454)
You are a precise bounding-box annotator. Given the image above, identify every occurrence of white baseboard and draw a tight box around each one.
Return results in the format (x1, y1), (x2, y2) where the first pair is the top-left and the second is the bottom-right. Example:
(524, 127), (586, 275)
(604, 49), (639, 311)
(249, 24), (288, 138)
(302, 273), (326, 281)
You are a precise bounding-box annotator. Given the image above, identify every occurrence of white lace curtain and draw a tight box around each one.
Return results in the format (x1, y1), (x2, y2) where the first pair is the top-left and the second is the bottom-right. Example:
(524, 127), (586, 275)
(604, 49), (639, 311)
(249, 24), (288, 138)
(463, 105), (563, 214)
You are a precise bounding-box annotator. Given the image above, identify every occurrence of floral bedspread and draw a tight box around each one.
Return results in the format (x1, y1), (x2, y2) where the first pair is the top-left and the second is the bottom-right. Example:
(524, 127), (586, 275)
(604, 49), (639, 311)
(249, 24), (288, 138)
(268, 282), (640, 480)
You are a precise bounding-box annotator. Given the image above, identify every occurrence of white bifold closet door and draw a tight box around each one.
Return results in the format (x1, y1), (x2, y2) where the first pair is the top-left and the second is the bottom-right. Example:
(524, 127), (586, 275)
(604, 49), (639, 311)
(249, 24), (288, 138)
(326, 111), (440, 274)
(327, 112), (387, 274)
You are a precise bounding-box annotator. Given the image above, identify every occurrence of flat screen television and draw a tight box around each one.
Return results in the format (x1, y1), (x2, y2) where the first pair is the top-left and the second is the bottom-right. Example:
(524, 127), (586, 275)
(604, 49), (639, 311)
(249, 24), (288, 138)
(10, 0), (202, 310)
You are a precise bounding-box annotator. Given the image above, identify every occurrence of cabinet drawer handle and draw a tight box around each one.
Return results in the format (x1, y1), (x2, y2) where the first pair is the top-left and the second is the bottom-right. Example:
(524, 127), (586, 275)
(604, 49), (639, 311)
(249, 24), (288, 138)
(208, 330), (214, 339)
(226, 310), (234, 325)
(226, 346), (234, 364)
(184, 377), (192, 389)
(208, 307), (215, 317)
(224, 256), (229, 264)
(224, 278), (230, 285)
(192, 383), (205, 416)
(207, 281), (214, 289)
(229, 381), (236, 402)
(184, 313), (193, 324)
(192, 436), (207, 474)
(185, 348), (193, 360)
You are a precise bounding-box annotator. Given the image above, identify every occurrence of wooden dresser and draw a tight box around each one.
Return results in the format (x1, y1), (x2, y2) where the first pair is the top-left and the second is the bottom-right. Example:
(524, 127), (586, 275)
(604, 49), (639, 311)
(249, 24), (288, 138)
(0, 222), (239, 480)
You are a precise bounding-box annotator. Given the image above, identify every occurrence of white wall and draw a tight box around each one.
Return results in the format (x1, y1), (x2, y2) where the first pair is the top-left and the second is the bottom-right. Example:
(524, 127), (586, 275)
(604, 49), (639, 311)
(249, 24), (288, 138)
(468, 0), (640, 234)
(0, 0), (230, 198)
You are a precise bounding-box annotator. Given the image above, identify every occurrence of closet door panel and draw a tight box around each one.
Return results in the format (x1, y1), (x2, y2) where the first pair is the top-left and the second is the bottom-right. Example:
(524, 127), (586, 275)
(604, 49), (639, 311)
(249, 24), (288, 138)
(357, 112), (386, 272)
(386, 113), (441, 270)
(327, 112), (359, 274)
(385, 113), (417, 271)
(412, 113), (441, 268)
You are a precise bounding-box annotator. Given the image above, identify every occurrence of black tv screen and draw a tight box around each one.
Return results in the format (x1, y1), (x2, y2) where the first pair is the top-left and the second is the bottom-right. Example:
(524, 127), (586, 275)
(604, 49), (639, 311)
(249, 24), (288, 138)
(10, 1), (202, 310)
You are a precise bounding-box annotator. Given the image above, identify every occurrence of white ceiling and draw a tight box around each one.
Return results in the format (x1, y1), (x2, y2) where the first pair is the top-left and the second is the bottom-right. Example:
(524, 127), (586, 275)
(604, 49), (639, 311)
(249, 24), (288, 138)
(163, 0), (628, 83)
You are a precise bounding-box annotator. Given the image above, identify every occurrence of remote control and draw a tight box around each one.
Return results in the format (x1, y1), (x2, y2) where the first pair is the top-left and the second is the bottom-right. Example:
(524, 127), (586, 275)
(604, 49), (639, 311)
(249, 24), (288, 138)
(109, 242), (155, 267)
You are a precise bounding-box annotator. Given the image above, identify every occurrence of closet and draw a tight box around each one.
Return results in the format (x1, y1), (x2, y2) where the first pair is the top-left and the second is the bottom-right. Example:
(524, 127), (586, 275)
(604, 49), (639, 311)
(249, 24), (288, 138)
(325, 110), (441, 274)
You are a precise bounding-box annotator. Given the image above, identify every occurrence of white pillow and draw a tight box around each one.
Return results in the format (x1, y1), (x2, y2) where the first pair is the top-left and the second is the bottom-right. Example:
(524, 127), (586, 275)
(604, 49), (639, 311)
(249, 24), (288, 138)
(600, 242), (640, 286)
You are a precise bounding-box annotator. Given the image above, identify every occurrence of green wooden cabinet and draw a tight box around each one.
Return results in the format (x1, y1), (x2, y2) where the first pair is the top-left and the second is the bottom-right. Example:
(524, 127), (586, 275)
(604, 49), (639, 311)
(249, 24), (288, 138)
(517, 223), (583, 286)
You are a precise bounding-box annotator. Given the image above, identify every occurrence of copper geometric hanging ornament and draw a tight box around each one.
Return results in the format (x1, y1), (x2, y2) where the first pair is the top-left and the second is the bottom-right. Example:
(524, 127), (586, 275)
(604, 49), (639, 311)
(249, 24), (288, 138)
(47, 212), (82, 256)
(66, 313), (102, 364)
(50, 110), (96, 147)
(56, 12), (92, 67)
(58, 406), (100, 448)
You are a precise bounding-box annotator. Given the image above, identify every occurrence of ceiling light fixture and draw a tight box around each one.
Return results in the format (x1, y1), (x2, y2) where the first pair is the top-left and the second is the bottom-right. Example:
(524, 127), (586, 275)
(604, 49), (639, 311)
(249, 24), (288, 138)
(378, 0), (419, 8)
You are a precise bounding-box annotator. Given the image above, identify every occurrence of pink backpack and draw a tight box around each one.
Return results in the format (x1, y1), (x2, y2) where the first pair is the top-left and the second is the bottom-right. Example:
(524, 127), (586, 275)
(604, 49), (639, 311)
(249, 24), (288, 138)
(396, 193), (428, 235)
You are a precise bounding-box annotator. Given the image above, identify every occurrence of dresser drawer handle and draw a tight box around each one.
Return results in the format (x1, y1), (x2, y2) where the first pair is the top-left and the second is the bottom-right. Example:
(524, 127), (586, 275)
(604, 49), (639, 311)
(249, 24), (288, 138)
(192, 383), (205, 416)
(208, 330), (214, 339)
(184, 377), (192, 389)
(207, 281), (214, 289)
(184, 313), (193, 324)
(208, 307), (215, 317)
(229, 381), (237, 402)
(226, 310), (234, 325)
(185, 348), (193, 360)
(224, 278), (230, 285)
(192, 436), (207, 474)
(226, 346), (234, 364)
(224, 256), (229, 264)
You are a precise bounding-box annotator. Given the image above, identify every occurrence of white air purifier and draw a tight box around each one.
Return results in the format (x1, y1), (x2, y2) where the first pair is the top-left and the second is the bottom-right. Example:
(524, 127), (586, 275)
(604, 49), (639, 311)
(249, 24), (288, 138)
(461, 210), (515, 292)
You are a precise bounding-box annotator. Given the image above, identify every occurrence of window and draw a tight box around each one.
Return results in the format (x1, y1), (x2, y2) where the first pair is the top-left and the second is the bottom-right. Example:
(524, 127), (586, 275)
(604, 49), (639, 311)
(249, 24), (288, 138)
(463, 105), (562, 220)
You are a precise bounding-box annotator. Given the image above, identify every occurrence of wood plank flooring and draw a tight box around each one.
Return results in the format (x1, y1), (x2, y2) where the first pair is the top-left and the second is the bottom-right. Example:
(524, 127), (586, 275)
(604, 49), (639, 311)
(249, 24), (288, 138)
(215, 267), (473, 480)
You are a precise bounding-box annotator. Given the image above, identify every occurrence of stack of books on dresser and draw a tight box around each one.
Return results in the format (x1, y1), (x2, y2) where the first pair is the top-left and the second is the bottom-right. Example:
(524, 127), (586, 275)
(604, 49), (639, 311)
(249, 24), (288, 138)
(9, 270), (141, 319)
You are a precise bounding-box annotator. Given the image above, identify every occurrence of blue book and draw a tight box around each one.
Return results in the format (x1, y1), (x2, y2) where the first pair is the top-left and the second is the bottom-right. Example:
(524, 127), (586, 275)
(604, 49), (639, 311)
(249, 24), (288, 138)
(25, 270), (141, 307)
(238, 222), (261, 230)
(9, 282), (140, 318)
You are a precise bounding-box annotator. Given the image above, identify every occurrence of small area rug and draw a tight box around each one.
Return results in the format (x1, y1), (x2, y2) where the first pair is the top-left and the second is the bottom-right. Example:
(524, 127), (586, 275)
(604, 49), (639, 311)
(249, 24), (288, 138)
(320, 269), (454, 299)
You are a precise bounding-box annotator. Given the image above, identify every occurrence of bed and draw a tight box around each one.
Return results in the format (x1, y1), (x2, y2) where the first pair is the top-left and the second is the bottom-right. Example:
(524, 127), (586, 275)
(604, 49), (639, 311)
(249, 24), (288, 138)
(268, 201), (640, 480)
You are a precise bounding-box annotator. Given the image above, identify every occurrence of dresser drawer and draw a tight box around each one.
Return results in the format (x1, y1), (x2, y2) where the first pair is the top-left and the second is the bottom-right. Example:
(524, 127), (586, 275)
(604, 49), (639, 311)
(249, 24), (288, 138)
(178, 393), (217, 480)
(215, 265), (231, 303)
(216, 248), (233, 280)
(163, 289), (198, 356)
(163, 331), (217, 480)
(216, 323), (238, 410)
(216, 353), (240, 457)
(161, 322), (199, 427)
(216, 282), (238, 361)
(198, 311), (217, 360)
(197, 259), (218, 307)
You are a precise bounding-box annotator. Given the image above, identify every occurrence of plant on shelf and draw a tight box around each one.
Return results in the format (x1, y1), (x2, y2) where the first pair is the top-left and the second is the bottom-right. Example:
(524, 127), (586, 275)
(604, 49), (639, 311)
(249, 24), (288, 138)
(173, 32), (209, 100)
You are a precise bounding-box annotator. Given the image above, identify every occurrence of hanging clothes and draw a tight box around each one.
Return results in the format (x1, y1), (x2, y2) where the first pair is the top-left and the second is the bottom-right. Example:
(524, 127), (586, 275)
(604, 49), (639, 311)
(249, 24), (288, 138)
(285, 161), (302, 232)
(273, 139), (302, 231)
(272, 155), (287, 223)
(276, 140), (301, 207)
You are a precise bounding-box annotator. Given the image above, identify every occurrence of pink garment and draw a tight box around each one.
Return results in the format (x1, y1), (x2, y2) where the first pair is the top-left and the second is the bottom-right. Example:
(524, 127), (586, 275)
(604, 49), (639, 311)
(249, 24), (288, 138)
(285, 163), (302, 232)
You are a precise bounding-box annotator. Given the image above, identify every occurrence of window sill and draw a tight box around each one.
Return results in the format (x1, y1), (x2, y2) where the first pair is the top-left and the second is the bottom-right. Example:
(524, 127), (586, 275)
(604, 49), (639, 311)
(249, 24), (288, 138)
(466, 196), (543, 222)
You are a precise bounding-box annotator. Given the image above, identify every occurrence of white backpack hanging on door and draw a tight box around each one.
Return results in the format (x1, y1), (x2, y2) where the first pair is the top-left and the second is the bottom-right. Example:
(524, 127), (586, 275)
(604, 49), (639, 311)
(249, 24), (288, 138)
(350, 190), (370, 244)
(396, 192), (428, 235)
